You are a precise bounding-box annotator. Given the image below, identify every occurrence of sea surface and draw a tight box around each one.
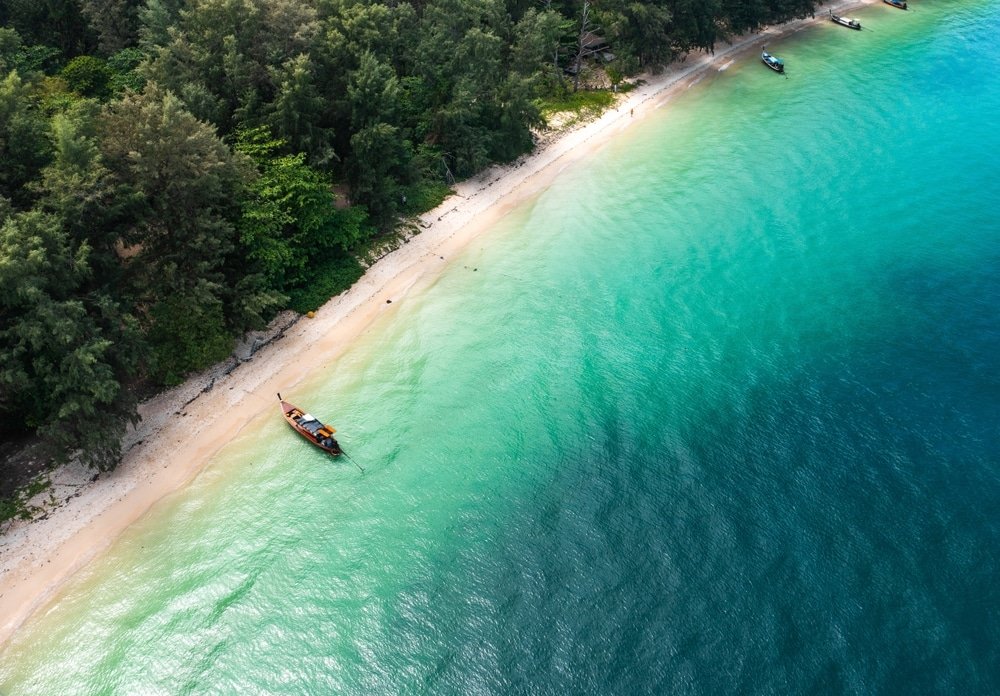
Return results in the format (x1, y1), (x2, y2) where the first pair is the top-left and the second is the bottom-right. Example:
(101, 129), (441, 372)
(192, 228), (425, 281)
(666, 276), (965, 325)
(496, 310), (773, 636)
(3, 1), (999, 692)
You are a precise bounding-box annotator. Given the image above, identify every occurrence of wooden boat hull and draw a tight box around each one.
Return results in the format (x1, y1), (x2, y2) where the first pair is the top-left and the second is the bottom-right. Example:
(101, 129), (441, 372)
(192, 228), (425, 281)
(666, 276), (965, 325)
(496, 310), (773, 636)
(883, 0), (907, 9)
(278, 397), (342, 455)
(761, 54), (785, 73)
(831, 15), (862, 29)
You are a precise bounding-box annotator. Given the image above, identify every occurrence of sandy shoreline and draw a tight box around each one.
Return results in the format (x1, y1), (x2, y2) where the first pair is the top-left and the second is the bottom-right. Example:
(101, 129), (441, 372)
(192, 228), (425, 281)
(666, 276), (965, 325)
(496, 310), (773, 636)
(0, 0), (875, 648)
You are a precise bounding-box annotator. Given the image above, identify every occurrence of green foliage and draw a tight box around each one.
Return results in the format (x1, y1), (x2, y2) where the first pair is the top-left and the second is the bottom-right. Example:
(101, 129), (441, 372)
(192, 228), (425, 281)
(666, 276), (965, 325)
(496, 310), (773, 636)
(100, 83), (243, 298)
(347, 51), (401, 132)
(80, 0), (142, 55)
(236, 127), (364, 293)
(598, 1), (674, 68)
(341, 51), (414, 227)
(0, 496), (18, 524)
(0, 211), (141, 469)
(60, 55), (113, 99)
(318, 2), (414, 76)
(287, 255), (365, 314)
(2, 0), (97, 58)
(412, 0), (519, 177)
(0, 70), (52, 207)
(142, 0), (320, 132)
(266, 53), (332, 167)
(35, 75), (81, 115)
(138, 0), (184, 50)
(34, 100), (142, 277)
(106, 48), (146, 95)
(607, 66), (624, 93)
(511, 8), (564, 70)
(148, 291), (233, 385)
(538, 89), (616, 120)
(488, 76), (542, 162)
(401, 180), (452, 216)
(0, 28), (60, 75)
(669, 0), (724, 52)
(349, 123), (411, 229)
(0, 475), (52, 524)
(100, 84), (278, 380)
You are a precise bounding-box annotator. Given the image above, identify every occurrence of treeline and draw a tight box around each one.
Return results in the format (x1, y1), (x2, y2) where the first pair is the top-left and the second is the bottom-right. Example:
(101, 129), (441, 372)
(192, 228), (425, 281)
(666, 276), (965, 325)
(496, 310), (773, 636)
(1, 0), (817, 471)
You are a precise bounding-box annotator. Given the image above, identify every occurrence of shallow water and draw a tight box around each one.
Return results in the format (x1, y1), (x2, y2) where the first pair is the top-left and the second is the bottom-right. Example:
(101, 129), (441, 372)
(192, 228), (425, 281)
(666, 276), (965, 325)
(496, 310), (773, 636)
(3, 1), (999, 692)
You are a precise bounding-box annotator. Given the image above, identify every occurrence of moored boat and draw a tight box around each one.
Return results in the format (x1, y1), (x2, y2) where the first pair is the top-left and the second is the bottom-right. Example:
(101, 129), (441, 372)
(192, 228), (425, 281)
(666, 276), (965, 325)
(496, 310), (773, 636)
(277, 393), (343, 455)
(830, 10), (862, 29)
(761, 47), (785, 73)
(884, 0), (907, 9)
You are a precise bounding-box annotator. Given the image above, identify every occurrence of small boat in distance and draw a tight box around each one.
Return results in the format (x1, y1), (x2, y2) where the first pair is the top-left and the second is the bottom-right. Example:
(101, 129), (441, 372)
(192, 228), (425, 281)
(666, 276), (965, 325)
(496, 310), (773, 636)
(884, 0), (907, 9)
(830, 10), (862, 29)
(761, 47), (785, 73)
(278, 393), (343, 456)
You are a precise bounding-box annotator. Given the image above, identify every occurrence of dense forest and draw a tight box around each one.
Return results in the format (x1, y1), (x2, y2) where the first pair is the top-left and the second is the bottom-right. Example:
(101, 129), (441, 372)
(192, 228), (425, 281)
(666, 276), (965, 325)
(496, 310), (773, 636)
(1, 0), (819, 475)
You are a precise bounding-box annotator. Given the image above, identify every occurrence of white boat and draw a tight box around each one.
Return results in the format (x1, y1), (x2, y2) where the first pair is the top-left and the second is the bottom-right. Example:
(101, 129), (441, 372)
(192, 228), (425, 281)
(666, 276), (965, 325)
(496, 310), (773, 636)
(830, 11), (862, 29)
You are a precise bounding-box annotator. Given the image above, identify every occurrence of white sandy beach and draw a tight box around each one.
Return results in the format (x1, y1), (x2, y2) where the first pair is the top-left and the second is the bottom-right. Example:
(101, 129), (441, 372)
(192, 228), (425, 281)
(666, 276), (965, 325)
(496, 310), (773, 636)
(0, 0), (876, 648)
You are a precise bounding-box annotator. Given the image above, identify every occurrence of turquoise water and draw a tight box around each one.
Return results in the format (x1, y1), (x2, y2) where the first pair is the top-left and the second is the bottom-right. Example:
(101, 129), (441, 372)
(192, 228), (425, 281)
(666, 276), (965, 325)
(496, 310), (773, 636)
(3, 2), (1000, 692)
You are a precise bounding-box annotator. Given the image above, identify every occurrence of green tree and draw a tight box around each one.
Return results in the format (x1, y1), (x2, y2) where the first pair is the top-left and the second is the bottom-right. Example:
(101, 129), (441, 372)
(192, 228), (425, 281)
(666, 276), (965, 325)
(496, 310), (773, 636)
(143, 0), (319, 132)
(317, 1), (414, 76)
(349, 123), (411, 229)
(0, 211), (141, 469)
(106, 47), (146, 95)
(669, 0), (722, 52)
(720, 0), (770, 34)
(488, 75), (541, 161)
(414, 0), (515, 176)
(80, 0), (143, 55)
(138, 0), (185, 49)
(33, 101), (142, 279)
(98, 83), (240, 288)
(342, 51), (413, 226)
(99, 83), (274, 382)
(0, 27), (61, 76)
(0, 70), (52, 208)
(236, 127), (364, 292)
(266, 53), (333, 166)
(146, 284), (233, 385)
(510, 8), (571, 87)
(61, 55), (113, 99)
(347, 51), (401, 132)
(599, 0), (674, 68)
(2, 0), (97, 58)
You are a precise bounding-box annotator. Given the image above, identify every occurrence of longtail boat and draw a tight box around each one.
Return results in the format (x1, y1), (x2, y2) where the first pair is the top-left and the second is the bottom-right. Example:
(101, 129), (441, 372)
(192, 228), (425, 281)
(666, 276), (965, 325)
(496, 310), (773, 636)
(884, 0), (907, 9)
(830, 10), (862, 29)
(277, 393), (342, 455)
(761, 47), (785, 73)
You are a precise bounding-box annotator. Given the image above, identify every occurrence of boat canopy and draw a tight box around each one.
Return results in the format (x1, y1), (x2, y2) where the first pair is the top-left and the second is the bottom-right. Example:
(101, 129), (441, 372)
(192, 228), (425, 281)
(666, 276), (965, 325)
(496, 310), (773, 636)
(295, 413), (326, 435)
